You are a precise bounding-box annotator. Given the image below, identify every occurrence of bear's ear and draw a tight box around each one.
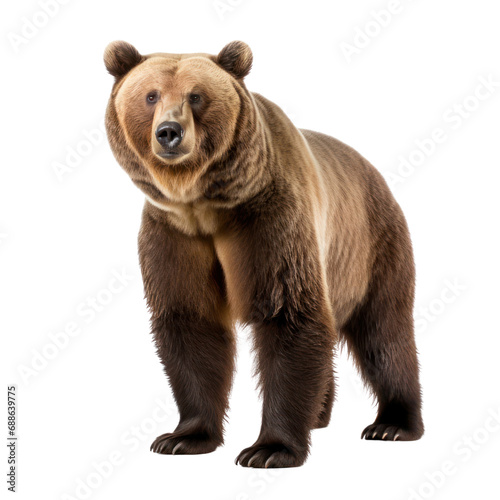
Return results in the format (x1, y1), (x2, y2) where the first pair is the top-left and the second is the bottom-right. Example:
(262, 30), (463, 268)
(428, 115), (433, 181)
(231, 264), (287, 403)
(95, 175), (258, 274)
(104, 41), (143, 79)
(217, 41), (253, 80)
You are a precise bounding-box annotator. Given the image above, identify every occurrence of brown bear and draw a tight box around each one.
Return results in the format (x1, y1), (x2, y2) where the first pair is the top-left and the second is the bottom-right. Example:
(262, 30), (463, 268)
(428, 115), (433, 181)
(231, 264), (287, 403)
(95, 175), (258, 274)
(104, 40), (424, 468)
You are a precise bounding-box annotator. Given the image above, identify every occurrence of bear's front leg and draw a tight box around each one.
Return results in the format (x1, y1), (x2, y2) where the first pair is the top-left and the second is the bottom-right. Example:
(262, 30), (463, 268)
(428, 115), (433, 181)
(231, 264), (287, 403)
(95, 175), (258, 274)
(139, 205), (235, 455)
(235, 310), (335, 468)
(234, 299), (336, 467)
(149, 310), (234, 455)
(216, 198), (337, 468)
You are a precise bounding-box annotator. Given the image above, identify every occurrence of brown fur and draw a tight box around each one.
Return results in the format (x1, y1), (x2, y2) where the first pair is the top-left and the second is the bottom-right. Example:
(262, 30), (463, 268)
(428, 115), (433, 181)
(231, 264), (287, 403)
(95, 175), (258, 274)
(104, 41), (423, 468)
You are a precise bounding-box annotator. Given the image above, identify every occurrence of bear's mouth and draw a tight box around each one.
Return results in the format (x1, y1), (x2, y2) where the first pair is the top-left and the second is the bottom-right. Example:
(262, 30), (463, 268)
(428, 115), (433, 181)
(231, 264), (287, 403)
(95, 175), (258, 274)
(156, 149), (190, 161)
(158, 151), (182, 158)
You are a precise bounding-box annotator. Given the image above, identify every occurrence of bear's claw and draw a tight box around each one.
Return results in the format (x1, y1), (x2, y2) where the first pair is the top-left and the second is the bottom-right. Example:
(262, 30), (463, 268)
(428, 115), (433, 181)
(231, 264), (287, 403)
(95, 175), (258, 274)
(150, 432), (219, 455)
(235, 443), (305, 468)
(361, 423), (417, 441)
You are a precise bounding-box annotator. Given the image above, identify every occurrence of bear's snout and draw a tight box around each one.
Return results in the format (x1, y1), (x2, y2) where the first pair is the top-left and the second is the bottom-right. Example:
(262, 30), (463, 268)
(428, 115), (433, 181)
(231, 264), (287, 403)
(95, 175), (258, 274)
(155, 121), (184, 154)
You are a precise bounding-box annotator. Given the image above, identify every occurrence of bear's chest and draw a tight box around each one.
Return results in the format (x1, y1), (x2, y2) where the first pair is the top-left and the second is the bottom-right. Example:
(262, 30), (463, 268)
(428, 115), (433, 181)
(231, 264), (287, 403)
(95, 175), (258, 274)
(147, 197), (219, 236)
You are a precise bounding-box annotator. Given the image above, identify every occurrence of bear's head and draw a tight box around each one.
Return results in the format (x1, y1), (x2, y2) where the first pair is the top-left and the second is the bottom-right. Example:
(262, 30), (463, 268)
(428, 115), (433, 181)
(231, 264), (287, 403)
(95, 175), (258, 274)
(104, 41), (257, 205)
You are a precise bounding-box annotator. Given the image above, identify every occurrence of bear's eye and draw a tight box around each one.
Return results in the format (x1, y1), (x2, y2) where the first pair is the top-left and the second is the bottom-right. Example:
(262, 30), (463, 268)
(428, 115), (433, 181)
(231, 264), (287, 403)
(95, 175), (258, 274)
(146, 92), (159, 104)
(189, 94), (201, 105)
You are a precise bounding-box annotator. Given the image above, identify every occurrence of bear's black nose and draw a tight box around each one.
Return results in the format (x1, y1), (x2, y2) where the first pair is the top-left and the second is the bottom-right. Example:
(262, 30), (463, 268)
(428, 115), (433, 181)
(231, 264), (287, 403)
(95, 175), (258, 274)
(155, 121), (184, 149)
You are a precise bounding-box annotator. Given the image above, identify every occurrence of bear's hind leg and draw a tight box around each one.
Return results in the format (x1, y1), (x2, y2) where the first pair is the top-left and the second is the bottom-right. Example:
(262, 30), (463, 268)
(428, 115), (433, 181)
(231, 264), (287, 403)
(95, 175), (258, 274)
(341, 252), (424, 441)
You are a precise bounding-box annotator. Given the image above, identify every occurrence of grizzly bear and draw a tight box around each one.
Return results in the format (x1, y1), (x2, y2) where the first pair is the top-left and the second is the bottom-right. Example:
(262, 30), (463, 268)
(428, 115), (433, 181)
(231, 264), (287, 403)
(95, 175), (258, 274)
(104, 40), (424, 468)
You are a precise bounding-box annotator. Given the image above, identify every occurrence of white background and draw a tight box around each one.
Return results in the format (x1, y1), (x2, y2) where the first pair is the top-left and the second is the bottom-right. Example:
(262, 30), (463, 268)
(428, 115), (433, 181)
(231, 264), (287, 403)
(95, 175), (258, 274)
(2, 0), (500, 499)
